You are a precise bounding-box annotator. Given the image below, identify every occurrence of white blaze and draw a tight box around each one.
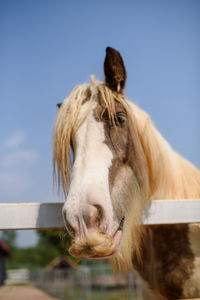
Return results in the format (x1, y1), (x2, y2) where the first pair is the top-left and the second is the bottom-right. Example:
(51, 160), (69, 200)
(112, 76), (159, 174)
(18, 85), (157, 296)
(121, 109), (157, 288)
(63, 103), (118, 237)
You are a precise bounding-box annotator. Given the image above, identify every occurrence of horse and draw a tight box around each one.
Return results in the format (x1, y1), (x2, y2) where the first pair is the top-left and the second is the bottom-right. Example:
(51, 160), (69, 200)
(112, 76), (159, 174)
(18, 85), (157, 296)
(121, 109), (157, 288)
(53, 47), (200, 300)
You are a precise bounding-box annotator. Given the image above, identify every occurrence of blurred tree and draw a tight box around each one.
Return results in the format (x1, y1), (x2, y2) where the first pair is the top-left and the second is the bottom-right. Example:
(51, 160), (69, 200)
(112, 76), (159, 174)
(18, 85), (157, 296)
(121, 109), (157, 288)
(15, 242), (60, 268)
(37, 229), (71, 255)
(2, 229), (73, 269)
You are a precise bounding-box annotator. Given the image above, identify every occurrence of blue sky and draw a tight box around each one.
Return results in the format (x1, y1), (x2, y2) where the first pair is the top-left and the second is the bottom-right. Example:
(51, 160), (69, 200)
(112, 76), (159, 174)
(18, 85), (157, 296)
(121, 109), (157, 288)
(0, 0), (199, 246)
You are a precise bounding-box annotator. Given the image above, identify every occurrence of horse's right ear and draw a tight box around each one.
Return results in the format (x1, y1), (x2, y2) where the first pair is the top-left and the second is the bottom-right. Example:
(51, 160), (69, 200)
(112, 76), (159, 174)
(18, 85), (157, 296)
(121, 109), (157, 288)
(104, 47), (127, 93)
(57, 103), (62, 109)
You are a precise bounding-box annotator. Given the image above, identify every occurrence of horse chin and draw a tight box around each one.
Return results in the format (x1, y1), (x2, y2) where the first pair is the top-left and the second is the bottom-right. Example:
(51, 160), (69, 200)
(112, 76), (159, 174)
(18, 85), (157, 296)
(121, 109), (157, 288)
(68, 230), (123, 260)
(90, 229), (123, 259)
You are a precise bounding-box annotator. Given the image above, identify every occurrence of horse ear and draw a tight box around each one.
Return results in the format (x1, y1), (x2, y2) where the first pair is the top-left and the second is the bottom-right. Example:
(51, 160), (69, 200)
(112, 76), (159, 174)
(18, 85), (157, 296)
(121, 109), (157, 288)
(104, 47), (127, 93)
(57, 103), (62, 109)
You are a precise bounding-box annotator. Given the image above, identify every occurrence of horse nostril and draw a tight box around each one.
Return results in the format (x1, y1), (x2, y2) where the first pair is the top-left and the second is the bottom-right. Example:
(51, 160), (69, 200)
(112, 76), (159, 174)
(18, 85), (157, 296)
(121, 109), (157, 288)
(83, 204), (105, 229)
(95, 204), (104, 224)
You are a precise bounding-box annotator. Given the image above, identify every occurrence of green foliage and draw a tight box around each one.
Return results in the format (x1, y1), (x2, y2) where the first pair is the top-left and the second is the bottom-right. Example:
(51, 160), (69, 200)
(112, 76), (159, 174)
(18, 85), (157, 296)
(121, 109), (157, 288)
(1, 228), (73, 270)
(4, 229), (72, 270)
(8, 242), (60, 270)
(37, 229), (72, 256)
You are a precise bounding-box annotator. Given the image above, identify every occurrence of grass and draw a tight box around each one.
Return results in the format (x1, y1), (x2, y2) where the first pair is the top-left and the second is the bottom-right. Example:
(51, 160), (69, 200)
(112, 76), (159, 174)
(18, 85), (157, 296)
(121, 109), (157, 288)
(44, 285), (136, 300)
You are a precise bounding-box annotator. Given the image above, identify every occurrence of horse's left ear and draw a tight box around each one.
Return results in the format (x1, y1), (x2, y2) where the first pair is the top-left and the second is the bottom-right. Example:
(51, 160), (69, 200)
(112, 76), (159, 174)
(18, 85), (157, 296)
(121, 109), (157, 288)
(57, 103), (62, 109)
(104, 47), (127, 93)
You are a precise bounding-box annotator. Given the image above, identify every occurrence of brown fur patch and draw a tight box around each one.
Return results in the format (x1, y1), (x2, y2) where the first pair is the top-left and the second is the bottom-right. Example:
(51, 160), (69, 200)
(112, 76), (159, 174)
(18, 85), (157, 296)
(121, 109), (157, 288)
(92, 92), (149, 267)
(133, 225), (194, 299)
(93, 93), (149, 196)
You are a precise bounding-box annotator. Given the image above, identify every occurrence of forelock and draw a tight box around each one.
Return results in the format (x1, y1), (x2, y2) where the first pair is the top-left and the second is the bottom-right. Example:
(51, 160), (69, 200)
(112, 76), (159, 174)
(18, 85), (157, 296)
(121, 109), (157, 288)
(53, 80), (130, 196)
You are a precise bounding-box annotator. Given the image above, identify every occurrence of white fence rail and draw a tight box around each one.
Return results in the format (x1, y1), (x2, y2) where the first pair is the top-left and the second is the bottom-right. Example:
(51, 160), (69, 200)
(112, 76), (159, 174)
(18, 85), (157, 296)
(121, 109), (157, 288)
(0, 199), (200, 230)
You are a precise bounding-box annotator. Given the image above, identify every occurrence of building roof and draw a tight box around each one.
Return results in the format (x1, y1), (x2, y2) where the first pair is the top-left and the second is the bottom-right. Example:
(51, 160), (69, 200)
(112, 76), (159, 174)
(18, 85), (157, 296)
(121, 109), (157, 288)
(45, 255), (77, 271)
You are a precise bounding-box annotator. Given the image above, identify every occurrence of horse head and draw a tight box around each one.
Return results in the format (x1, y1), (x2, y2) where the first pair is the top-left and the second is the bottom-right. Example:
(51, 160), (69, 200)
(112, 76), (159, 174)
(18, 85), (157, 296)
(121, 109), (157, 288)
(53, 47), (150, 268)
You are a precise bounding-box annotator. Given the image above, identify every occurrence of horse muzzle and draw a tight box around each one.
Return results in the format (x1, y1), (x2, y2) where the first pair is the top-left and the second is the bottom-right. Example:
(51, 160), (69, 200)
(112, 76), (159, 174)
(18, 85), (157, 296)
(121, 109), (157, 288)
(62, 189), (125, 259)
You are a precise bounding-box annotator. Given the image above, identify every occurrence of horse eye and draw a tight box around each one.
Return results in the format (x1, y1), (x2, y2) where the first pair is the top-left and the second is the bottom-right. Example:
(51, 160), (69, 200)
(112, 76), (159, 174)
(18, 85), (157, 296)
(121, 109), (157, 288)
(115, 113), (126, 126)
